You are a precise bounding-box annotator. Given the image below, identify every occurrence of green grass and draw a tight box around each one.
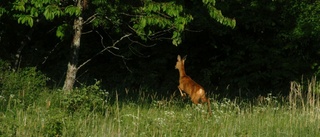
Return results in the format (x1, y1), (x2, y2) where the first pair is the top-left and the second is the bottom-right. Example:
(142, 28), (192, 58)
(1, 81), (320, 137)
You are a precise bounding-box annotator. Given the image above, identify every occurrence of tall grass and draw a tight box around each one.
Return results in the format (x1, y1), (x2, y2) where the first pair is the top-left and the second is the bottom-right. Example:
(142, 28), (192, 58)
(1, 79), (320, 136)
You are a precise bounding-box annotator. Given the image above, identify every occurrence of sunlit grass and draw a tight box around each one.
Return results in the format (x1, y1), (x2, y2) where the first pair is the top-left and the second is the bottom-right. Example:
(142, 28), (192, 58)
(1, 79), (320, 136)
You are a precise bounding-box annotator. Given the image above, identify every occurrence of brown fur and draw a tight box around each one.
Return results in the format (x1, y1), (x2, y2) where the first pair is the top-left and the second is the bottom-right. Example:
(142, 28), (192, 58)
(175, 55), (212, 115)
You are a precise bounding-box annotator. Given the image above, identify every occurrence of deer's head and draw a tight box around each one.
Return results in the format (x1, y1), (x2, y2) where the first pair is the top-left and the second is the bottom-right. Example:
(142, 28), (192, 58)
(175, 55), (187, 69)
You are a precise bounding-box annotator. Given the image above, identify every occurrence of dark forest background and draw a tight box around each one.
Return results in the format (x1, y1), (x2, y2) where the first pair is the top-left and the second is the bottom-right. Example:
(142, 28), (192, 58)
(1, 0), (320, 98)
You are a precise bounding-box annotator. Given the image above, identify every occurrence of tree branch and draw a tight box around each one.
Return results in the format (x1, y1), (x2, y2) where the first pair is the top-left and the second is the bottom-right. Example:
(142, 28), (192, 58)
(128, 23), (175, 42)
(41, 41), (62, 64)
(127, 37), (156, 47)
(77, 32), (132, 70)
(83, 14), (97, 25)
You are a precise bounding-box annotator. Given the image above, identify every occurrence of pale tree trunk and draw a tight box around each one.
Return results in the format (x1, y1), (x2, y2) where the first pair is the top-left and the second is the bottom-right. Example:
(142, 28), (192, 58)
(63, 0), (83, 91)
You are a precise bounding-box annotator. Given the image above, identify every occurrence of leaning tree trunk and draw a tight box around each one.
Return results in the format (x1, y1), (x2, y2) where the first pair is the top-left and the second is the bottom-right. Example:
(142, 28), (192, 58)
(63, 0), (83, 91)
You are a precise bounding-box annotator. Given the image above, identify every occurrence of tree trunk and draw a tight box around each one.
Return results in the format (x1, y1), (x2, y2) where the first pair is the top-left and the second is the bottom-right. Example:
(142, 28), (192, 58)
(63, 0), (83, 91)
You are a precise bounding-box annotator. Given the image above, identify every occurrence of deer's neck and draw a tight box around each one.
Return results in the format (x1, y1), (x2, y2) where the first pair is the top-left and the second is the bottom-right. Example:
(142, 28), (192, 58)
(178, 65), (187, 78)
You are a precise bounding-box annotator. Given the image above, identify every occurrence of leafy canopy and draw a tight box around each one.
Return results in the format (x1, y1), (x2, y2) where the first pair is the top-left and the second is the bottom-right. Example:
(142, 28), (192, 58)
(132, 0), (236, 46)
(6, 0), (236, 45)
(10, 0), (80, 38)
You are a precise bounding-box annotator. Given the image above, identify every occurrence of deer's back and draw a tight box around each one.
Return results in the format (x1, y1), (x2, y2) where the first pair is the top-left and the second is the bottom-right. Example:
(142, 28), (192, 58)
(179, 76), (203, 94)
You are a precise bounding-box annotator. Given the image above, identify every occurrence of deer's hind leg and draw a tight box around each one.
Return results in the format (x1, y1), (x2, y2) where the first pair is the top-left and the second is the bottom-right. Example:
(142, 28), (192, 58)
(200, 95), (209, 104)
(191, 94), (201, 104)
(192, 89), (207, 104)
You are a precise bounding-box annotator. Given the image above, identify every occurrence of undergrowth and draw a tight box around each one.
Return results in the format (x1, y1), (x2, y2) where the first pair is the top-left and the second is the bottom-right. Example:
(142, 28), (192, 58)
(1, 66), (320, 136)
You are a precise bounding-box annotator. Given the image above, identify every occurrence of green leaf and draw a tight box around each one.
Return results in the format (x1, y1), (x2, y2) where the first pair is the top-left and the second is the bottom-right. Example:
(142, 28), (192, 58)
(44, 4), (63, 20)
(30, 7), (39, 17)
(17, 15), (34, 27)
(56, 24), (68, 39)
(140, 18), (147, 28)
(202, 0), (216, 5)
(206, 5), (236, 29)
(65, 5), (81, 16)
(31, 0), (43, 8)
(13, 1), (26, 12)
(0, 7), (7, 17)
(172, 31), (182, 46)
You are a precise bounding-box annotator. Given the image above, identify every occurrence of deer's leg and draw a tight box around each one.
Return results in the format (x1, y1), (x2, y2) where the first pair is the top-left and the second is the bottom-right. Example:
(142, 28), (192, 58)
(200, 95), (208, 104)
(191, 95), (200, 104)
(201, 95), (212, 116)
(178, 86), (186, 97)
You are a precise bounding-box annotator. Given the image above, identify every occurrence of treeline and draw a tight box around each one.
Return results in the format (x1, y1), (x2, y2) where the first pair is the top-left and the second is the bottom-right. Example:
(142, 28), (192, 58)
(1, 0), (320, 97)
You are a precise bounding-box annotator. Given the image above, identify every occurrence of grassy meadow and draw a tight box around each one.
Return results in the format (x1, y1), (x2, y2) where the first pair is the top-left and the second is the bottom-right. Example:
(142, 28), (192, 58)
(1, 70), (320, 136)
(1, 83), (320, 137)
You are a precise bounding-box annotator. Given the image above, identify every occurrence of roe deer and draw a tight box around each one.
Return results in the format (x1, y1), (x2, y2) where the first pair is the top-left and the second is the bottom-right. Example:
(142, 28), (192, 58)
(175, 55), (212, 115)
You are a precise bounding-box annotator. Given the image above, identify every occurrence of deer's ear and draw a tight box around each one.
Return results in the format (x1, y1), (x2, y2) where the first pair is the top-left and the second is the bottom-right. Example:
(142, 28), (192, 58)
(177, 55), (181, 61)
(182, 55), (187, 61)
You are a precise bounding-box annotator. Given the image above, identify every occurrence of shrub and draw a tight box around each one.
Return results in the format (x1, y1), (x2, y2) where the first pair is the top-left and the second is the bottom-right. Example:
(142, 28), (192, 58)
(43, 108), (67, 137)
(0, 60), (48, 110)
(61, 81), (109, 114)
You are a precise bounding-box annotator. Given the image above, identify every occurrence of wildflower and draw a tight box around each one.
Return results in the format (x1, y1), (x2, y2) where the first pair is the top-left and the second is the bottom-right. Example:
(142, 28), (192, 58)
(154, 117), (166, 127)
(164, 111), (175, 118)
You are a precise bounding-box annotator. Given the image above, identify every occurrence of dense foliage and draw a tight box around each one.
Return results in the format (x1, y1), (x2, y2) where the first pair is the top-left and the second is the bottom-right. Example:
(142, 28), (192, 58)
(0, 0), (320, 97)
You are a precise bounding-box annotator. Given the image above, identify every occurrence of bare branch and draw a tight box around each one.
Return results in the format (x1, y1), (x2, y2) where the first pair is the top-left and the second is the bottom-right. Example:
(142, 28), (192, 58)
(148, 36), (172, 41)
(185, 28), (203, 33)
(113, 33), (132, 47)
(128, 25), (145, 37)
(42, 41), (62, 64)
(82, 30), (93, 35)
(77, 33), (132, 70)
(148, 27), (174, 39)
(127, 37), (156, 47)
(95, 31), (107, 48)
(104, 15), (113, 22)
(128, 24), (174, 42)
(122, 58), (132, 73)
(128, 44), (148, 58)
(83, 13), (97, 25)
(156, 11), (171, 19)
(75, 69), (89, 86)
